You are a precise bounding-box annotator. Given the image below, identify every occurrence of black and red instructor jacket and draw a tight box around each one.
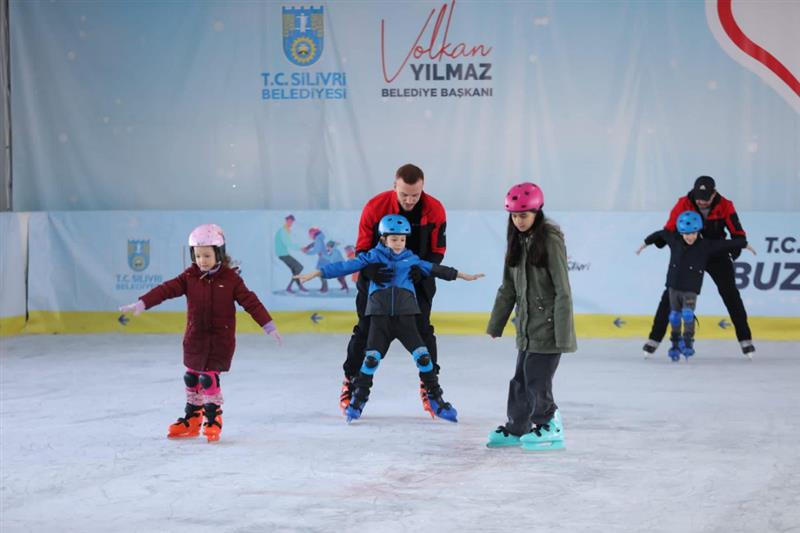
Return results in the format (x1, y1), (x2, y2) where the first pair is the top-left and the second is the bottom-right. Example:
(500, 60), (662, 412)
(355, 190), (447, 264)
(663, 190), (747, 258)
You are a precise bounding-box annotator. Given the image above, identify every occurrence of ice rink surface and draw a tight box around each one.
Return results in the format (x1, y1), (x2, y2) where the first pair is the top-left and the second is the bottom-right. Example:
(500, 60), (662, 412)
(2, 333), (799, 533)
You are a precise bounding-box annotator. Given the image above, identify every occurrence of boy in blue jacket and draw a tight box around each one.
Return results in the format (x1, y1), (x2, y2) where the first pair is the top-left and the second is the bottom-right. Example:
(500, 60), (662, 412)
(296, 214), (483, 422)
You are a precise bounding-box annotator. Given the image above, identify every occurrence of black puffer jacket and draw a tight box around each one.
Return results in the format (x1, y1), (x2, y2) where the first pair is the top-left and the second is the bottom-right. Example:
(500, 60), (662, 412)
(645, 230), (747, 294)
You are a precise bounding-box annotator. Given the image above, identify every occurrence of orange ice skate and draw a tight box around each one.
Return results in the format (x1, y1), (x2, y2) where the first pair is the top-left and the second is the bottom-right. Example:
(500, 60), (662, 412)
(167, 404), (204, 438)
(203, 403), (223, 443)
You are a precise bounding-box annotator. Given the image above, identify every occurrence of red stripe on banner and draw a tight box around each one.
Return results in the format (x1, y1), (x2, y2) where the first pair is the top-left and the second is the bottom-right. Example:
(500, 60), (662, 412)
(717, 0), (800, 98)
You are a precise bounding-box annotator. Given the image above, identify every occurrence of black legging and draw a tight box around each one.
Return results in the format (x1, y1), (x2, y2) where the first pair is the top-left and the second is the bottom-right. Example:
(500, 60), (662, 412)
(343, 275), (438, 377)
(647, 254), (752, 343)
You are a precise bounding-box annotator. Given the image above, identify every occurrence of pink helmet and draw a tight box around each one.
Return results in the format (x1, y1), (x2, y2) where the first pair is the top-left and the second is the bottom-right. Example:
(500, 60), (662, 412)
(188, 224), (225, 247)
(188, 224), (226, 264)
(504, 182), (544, 212)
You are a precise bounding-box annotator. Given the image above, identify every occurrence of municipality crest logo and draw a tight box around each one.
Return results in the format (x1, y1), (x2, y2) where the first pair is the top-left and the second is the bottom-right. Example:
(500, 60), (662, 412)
(128, 240), (150, 272)
(282, 5), (324, 67)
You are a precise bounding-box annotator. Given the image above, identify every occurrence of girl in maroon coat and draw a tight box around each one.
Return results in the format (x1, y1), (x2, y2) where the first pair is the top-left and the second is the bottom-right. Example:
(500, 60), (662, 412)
(120, 224), (281, 442)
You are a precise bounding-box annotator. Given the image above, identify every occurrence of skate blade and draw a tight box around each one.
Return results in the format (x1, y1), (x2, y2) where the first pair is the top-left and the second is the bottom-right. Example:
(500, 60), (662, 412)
(436, 414), (458, 423)
(486, 441), (521, 448)
(521, 439), (565, 452)
(167, 433), (201, 439)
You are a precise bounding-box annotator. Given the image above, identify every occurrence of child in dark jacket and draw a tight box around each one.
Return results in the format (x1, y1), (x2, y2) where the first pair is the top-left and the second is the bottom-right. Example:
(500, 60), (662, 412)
(637, 211), (755, 361)
(296, 214), (483, 423)
(120, 224), (282, 442)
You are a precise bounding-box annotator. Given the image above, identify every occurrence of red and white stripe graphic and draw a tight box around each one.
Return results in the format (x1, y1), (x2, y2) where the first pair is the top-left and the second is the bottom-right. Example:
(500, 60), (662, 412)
(706, 0), (800, 113)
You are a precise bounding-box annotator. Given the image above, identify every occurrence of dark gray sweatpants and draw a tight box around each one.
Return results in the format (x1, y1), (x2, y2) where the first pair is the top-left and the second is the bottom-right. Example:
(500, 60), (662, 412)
(668, 288), (697, 339)
(505, 351), (561, 436)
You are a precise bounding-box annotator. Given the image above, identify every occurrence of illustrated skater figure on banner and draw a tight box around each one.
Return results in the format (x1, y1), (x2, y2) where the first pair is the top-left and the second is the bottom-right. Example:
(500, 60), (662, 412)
(338, 163), (450, 420)
(295, 214), (484, 423)
(275, 214), (307, 293)
(344, 245), (359, 282)
(641, 176), (757, 358)
(120, 224), (282, 443)
(637, 210), (755, 361)
(324, 240), (350, 292)
(486, 183), (576, 452)
(302, 226), (330, 293)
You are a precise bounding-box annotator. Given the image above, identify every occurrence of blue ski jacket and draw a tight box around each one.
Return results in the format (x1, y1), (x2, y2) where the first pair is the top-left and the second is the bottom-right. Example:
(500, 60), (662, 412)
(320, 242), (457, 316)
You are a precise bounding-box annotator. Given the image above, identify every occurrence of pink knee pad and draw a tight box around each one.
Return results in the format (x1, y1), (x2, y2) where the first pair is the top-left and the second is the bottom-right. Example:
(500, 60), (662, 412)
(198, 371), (223, 405)
(184, 369), (203, 405)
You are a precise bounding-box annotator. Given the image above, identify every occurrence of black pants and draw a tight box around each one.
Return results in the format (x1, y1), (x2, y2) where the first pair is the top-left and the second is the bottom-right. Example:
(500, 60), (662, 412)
(344, 275), (438, 377)
(506, 351), (561, 436)
(366, 315), (426, 359)
(647, 254), (752, 343)
(350, 314), (436, 408)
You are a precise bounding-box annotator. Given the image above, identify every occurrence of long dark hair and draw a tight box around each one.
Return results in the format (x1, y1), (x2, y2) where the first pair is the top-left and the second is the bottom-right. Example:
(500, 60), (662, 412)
(504, 210), (561, 268)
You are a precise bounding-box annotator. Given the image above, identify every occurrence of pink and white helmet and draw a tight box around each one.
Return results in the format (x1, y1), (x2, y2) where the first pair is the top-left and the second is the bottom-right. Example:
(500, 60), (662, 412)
(188, 224), (226, 264)
(504, 182), (544, 212)
(188, 224), (225, 247)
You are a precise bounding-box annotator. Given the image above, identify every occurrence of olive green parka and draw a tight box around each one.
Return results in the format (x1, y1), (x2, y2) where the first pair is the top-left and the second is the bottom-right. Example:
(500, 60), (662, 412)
(487, 226), (577, 353)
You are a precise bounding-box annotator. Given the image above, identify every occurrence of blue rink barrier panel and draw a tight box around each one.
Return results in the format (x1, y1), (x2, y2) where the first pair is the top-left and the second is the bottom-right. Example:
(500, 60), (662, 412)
(2, 210), (797, 339)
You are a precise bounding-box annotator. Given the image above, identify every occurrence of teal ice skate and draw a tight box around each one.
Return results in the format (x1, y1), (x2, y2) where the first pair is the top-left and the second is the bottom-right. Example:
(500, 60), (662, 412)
(520, 414), (565, 451)
(486, 426), (522, 448)
(550, 410), (564, 433)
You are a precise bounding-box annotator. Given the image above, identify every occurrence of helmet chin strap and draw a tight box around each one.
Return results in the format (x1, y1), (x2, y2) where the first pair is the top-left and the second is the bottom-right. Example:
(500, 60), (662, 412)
(199, 263), (222, 279)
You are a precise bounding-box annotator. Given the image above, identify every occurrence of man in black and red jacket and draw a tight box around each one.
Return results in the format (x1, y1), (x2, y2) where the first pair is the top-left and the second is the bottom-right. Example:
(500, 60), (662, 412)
(339, 163), (449, 417)
(643, 176), (755, 357)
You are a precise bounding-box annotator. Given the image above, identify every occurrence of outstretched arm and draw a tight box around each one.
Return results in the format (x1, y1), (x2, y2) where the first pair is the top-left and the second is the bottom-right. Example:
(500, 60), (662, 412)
(233, 278), (272, 327)
(137, 273), (188, 310)
(416, 260), (483, 281)
(456, 271), (485, 281)
(708, 238), (753, 257)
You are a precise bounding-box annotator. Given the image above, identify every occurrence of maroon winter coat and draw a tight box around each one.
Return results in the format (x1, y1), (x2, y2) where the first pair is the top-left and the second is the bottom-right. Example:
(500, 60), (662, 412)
(139, 264), (272, 372)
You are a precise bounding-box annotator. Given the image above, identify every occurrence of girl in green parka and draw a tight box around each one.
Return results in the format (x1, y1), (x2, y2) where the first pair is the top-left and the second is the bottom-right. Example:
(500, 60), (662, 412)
(486, 182), (577, 451)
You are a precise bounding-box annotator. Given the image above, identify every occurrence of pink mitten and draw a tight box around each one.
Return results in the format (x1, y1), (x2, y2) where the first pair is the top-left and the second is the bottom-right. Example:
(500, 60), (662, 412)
(119, 300), (145, 316)
(263, 321), (283, 346)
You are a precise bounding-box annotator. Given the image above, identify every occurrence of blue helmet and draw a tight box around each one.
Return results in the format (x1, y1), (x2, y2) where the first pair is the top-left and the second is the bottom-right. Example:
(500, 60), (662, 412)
(378, 214), (411, 236)
(676, 211), (703, 234)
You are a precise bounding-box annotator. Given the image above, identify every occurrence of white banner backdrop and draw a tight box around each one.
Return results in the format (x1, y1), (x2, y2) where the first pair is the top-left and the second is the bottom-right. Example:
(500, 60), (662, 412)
(0, 212), (28, 319)
(10, 1), (800, 212)
(24, 210), (800, 318)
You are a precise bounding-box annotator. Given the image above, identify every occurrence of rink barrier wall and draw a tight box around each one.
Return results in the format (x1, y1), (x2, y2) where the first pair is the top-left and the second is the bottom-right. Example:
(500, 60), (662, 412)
(0, 316), (27, 336)
(17, 311), (800, 340)
(2, 210), (799, 339)
(0, 212), (29, 334)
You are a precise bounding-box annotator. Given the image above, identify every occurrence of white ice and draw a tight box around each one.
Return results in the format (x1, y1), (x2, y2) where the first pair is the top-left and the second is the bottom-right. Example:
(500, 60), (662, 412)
(1, 334), (799, 532)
